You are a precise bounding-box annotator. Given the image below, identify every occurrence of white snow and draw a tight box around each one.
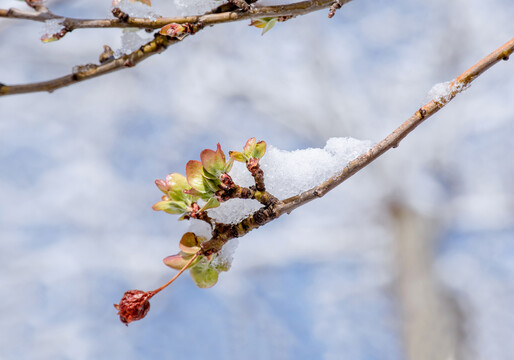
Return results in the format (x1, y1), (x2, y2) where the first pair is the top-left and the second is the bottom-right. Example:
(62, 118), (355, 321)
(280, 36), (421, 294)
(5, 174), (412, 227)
(112, 0), (159, 20)
(173, 0), (219, 15)
(426, 79), (470, 104)
(41, 19), (64, 38)
(207, 137), (372, 224)
(115, 29), (152, 56)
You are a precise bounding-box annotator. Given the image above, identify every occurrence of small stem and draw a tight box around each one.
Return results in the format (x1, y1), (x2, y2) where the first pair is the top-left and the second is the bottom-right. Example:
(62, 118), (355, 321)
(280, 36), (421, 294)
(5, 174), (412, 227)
(148, 253), (199, 296)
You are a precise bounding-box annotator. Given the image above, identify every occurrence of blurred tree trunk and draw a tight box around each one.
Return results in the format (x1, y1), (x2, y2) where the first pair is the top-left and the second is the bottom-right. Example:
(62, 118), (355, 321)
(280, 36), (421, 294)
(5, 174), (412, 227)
(390, 204), (471, 360)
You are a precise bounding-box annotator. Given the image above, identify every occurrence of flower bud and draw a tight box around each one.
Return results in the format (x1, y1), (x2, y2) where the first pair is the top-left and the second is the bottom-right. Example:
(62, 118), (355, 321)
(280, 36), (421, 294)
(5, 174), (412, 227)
(114, 290), (152, 325)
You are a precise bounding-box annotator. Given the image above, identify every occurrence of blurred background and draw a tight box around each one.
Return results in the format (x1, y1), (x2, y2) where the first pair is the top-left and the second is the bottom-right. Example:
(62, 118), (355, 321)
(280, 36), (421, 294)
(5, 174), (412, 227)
(1, 0), (513, 359)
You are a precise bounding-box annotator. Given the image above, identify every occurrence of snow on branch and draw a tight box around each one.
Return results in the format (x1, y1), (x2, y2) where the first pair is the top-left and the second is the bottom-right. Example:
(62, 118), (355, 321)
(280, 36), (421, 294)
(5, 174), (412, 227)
(115, 38), (514, 324)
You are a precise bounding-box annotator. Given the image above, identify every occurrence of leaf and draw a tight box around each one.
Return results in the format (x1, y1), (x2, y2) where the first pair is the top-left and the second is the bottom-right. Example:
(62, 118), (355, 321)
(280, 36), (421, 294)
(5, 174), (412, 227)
(249, 18), (278, 35)
(202, 176), (221, 194)
(261, 18), (278, 35)
(165, 173), (190, 203)
(200, 143), (226, 177)
(152, 200), (187, 214)
(179, 232), (202, 254)
(201, 168), (218, 180)
(200, 197), (220, 211)
(190, 263), (219, 288)
(224, 156), (234, 173)
(186, 160), (207, 193)
(162, 253), (192, 270)
(243, 137), (256, 156)
(155, 179), (169, 194)
(249, 18), (267, 29)
(253, 140), (267, 159)
(228, 151), (246, 163)
(160, 23), (185, 37)
(40, 34), (60, 43)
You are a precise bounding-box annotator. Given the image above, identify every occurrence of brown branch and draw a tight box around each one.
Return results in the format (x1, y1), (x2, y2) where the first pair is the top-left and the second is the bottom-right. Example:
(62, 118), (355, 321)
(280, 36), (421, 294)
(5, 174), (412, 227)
(200, 37), (514, 254)
(0, 33), (182, 95)
(0, 1), (352, 96)
(1, 1), (350, 29)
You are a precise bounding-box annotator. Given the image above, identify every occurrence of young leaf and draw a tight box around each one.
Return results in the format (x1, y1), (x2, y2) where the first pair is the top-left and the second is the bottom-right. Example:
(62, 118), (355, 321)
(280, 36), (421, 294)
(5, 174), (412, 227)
(249, 18), (278, 36)
(160, 23), (186, 38)
(152, 200), (187, 214)
(200, 197), (220, 211)
(261, 18), (278, 35)
(224, 156), (234, 173)
(186, 160), (208, 193)
(165, 173), (191, 203)
(190, 263), (219, 288)
(179, 232), (201, 254)
(243, 137), (256, 156)
(228, 151), (246, 163)
(200, 143), (226, 177)
(253, 140), (267, 159)
(162, 253), (192, 270)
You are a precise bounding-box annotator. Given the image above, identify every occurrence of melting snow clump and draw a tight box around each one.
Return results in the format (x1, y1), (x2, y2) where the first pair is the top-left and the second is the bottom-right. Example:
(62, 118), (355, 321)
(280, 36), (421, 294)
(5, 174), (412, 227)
(41, 19), (64, 37)
(426, 79), (470, 104)
(174, 0), (219, 15)
(208, 137), (372, 224)
(113, 0), (158, 19)
(115, 30), (152, 56)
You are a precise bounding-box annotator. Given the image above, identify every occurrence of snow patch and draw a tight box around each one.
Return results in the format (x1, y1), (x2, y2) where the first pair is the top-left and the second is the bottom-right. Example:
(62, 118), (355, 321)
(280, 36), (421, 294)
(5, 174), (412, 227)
(115, 30), (152, 56)
(174, 0), (219, 15)
(426, 79), (470, 104)
(41, 19), (64, 37)
(207, 137), (372, 224)
(112, 0), (158, 20)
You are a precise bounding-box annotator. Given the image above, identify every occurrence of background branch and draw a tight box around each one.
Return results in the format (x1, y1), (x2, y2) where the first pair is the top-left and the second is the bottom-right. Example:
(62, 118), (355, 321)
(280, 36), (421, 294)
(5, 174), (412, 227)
(0, 1), (351, 29)
(0, 0), (352, 96)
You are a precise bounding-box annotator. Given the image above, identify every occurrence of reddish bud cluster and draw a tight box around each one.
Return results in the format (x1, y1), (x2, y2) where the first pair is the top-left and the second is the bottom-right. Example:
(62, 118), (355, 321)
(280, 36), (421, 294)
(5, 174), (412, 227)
(114, 290), (153, 325)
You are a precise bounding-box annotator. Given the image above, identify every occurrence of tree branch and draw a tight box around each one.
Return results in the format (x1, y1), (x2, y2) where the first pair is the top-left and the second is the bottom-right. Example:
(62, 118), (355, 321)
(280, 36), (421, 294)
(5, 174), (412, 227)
(1, 1), (351, 29)
(0, 33), (181, 95)
(0, 0), (352, 96)
(200, 38), (514, 254)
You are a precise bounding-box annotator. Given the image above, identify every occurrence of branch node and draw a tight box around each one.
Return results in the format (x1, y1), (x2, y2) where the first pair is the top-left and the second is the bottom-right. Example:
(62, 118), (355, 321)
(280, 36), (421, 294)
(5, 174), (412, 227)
(99, 45), (115, 64)
(228, 0), (251, 12)
(25, 0), (48, 12)
(112, 7), (129, 22)
(123, 59), (135, 67)
(328, 0), (343, 18)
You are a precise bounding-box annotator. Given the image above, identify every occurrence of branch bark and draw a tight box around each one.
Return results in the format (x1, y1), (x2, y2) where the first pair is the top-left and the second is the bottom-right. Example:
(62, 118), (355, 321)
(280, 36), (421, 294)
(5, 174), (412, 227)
(200, 38), (514, 254)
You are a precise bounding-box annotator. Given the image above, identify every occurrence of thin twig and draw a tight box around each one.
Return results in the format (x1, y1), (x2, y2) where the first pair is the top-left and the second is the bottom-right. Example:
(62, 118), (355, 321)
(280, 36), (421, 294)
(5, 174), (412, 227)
(149, 253), (199, 297)
(200, 38), (514, 253)
(0, 34), (181, 95)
